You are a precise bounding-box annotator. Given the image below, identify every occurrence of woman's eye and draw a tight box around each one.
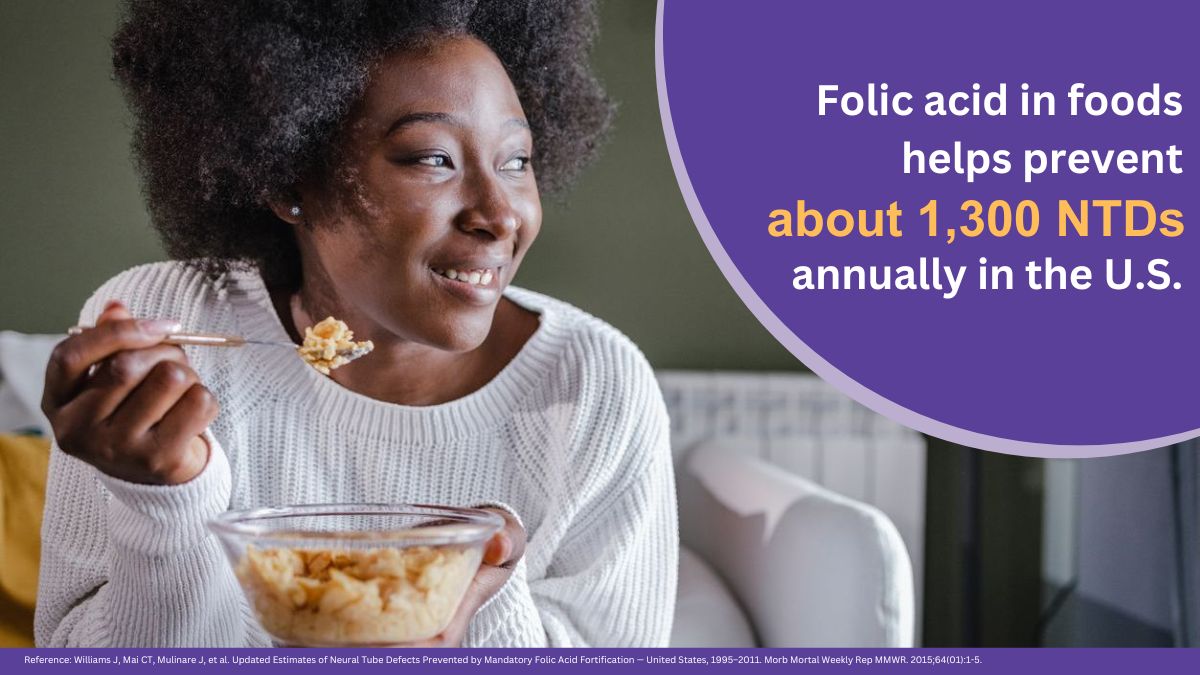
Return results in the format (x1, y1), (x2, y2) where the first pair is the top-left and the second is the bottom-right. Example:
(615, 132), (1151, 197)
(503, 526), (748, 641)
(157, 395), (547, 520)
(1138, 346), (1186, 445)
(416, 154), (451, 168)
(501, 156), (531, 171)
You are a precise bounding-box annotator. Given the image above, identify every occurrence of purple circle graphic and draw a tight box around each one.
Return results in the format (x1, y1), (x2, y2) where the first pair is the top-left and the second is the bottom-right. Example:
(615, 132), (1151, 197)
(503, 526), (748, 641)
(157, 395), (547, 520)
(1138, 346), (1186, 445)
(657, 0), (1199, 456)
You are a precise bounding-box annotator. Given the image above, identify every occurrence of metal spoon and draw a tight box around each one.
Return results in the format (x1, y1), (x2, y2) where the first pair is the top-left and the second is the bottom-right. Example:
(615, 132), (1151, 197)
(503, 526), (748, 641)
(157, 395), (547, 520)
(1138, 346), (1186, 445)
(66, 326), (369, 362)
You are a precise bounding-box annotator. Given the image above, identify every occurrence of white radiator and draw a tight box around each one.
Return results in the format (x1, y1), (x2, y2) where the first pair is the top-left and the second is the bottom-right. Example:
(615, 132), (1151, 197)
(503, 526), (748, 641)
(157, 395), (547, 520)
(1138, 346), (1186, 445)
(657, 370), (927, 635)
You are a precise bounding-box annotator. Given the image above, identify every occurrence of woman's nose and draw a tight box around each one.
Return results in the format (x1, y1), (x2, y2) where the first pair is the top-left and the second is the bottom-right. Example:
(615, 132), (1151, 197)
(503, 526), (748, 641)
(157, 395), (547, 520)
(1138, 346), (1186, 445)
(456, 174), (520, 240)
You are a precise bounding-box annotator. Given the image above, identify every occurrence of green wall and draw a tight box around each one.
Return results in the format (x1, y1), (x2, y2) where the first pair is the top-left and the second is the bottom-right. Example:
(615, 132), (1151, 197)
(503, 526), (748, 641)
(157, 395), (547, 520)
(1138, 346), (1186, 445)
(0, 1), (163, 332)
(1, 1), (1061, 647)
(0, 0), (799, 372)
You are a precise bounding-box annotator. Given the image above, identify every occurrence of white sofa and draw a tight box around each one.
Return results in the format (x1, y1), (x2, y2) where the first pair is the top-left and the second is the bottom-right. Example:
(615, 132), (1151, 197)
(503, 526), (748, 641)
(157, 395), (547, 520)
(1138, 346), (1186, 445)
(0, 332), (922, 647)
(660, 371), (923, 647)
(670, 443), (914, 646)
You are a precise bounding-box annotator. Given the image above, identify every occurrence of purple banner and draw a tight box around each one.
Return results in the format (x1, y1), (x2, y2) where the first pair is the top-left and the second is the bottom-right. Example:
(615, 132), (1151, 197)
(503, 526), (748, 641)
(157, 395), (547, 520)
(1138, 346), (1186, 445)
(7, 648), (1200, 673)
(657, 0), (1199, 456)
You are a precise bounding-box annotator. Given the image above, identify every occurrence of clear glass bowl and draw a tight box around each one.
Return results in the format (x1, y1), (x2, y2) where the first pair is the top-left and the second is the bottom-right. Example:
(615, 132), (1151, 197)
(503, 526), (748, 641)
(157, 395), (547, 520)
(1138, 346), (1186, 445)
(208, 504), (503, 647)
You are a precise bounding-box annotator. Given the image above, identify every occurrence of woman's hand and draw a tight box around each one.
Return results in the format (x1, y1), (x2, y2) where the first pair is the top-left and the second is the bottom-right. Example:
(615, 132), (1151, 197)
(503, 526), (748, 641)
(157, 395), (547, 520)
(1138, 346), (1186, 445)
(412, 508), (528, 647)
(41, 300), (218, 485)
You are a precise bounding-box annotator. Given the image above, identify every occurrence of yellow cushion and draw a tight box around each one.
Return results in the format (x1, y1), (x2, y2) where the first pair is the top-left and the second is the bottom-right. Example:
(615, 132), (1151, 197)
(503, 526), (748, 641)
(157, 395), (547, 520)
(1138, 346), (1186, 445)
(0, 433), (50, 647)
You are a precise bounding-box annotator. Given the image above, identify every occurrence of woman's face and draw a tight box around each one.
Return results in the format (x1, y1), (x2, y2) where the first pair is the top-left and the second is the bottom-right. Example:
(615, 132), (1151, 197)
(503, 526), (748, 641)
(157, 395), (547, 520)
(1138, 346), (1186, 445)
(291, 35), (541, 352)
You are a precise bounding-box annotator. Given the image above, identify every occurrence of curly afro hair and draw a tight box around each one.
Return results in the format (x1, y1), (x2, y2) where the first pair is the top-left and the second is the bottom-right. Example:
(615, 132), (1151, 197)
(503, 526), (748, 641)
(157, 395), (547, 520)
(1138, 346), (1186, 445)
(112, 0), (614, 289)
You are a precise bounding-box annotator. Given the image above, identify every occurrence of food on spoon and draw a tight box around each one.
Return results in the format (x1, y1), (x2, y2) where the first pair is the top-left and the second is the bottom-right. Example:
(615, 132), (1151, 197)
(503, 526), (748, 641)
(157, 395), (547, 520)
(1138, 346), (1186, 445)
(237, 545), (477, 645)
(298, 317), (373, 375)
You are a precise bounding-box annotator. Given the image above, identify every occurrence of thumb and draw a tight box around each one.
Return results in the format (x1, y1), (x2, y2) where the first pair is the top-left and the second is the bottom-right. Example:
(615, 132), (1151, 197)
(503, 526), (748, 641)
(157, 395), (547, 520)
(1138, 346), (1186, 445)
(96, 300), (132, 324)
(483, 530), (513, 567)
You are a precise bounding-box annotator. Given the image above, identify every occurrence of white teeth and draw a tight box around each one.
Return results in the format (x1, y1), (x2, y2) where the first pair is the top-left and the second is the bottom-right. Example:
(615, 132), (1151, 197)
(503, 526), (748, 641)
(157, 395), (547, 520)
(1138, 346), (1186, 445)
(436, 267), (496, 287)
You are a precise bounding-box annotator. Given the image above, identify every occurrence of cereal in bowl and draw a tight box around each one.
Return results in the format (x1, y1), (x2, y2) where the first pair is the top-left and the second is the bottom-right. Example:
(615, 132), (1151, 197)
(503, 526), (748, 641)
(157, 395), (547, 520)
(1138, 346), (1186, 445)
(237, 545), (478, 645)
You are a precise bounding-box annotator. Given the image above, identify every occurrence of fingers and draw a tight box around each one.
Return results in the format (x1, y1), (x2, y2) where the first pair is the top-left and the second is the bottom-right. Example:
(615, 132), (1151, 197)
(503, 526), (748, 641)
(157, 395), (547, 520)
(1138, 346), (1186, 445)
(97, 300), (132, 324)
(135, 434), (210, 487)
(481, 509), (526, 568)
(63, 344), (190, 423)
(43, 306), (181, 408)
(40, 300), (216, 485)
(152, 383), (219, 450)
(54, 377), (216, 485)
(107, 356), (199, 436)
(483, 530), (512, 567)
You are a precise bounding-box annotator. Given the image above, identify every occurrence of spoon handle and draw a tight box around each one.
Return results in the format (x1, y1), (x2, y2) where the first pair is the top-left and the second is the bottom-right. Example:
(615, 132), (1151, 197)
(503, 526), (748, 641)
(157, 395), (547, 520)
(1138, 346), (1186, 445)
(66, 326), (293, 349)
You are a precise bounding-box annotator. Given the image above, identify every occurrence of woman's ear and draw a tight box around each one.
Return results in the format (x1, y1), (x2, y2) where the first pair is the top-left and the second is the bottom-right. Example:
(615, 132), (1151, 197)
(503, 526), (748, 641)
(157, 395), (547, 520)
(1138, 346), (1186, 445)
(267, 197), (306, 226)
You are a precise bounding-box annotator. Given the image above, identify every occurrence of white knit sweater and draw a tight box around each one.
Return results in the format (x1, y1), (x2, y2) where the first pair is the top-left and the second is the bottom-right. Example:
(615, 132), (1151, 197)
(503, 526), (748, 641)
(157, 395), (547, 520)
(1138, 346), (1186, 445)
(35, 261), (678, 648)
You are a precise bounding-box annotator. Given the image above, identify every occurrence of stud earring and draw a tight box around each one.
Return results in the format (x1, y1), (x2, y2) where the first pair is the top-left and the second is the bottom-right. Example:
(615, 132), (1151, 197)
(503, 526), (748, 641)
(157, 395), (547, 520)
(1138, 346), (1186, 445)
(289, 205), (302, 217)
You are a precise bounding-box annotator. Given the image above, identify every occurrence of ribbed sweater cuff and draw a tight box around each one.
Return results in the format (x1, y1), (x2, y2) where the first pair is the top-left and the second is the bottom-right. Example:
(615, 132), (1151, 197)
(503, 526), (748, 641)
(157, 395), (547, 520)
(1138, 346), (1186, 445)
(471, 500), (525, 530)
(467, 556), (545, 646)
(99, 430), (232, 555)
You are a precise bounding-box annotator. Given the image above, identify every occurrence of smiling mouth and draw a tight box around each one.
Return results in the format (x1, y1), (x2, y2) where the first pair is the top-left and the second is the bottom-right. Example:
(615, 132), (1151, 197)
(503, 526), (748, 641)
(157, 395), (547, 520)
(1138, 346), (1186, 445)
(432, 266), (497, 287)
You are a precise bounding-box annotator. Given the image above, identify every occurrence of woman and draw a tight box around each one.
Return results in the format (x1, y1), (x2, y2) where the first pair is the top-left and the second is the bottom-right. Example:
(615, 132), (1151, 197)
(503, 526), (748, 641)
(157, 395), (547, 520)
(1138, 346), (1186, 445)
(35, 0), (677, 648)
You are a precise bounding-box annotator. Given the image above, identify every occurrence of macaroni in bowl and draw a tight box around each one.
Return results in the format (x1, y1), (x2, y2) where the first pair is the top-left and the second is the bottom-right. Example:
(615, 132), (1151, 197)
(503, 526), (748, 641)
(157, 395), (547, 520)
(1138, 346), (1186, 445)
(237, 545), (478, 645)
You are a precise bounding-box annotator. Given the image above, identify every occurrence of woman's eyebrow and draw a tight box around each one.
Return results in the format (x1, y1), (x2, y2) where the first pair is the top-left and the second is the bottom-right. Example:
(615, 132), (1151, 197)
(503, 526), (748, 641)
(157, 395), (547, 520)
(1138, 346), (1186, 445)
(386, 111), (461, 136)
(385, 112), (531, 136)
